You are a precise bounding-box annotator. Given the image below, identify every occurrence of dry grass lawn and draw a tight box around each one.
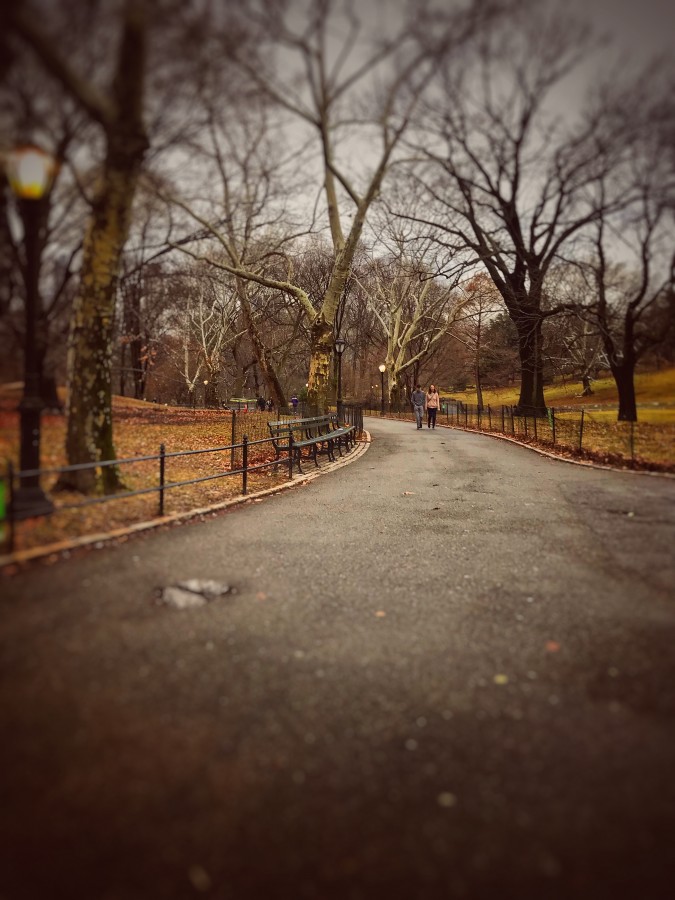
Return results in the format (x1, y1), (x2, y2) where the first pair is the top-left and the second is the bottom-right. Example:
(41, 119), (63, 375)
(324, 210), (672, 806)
(450, 366), (675, 422)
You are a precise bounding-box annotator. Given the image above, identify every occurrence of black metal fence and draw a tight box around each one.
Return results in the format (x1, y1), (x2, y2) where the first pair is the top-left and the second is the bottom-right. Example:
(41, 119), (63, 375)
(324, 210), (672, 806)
(1, 432), (291, 556)
(338, 403), (364, 436)
(361, 400), (674, 470)
(0, 404), (366, 557)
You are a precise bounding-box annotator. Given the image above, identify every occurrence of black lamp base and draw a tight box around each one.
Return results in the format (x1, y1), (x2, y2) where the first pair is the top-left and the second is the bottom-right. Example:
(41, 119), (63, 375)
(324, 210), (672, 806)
(11, 486), (54, 521)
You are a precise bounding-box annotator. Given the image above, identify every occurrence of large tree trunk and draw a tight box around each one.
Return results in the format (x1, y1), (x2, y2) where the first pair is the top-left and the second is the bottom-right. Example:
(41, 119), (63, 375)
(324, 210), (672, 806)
(513, 314), (547, 416)
(57, 150), (145, 493)
(307, 313), (333, 412)
(611, 360), (638, 422)
(30, 0), (151, 493)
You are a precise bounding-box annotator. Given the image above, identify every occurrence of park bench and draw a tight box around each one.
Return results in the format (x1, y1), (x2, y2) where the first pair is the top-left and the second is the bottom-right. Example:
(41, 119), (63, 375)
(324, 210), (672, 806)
(267, 414), (356, 474)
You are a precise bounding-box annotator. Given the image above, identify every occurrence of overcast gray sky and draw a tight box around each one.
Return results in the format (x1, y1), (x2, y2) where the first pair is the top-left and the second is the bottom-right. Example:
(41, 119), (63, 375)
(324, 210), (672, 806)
(561, 0), (674, 58)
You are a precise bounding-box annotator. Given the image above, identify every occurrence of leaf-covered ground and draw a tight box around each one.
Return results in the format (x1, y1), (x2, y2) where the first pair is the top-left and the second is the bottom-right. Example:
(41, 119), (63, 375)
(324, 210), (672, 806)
(0, 393), (290, 555)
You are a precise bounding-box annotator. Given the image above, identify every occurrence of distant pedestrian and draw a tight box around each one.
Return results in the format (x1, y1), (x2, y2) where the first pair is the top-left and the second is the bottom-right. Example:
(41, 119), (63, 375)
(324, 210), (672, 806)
(411, 384), (426, 429)
(426, 384), (440, 429)
(267, 398), (274, 412)
(257, 394), (266, 411)
(291, 393), (299, 413)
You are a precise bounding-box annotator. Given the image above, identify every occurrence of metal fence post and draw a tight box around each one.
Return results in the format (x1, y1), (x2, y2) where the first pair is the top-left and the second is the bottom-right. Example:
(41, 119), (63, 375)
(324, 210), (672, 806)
(288, 432), (294, 479)
(230, 410), (237, 470)
(487, 405), (492, 431)
(501, 405), (505, 433)
(1, 463), (13, 555)
(630, 420), (635, 461)
(159, 443), (165, 516)
(6, 461), (15, 555)
(0, 469), (5, 554)
(510, 406), (515, 435)
(242, 434), (248, 494)
(551, 408), (556, 445)
(533, 412), (538, 441)
(579, 409), (585, 450)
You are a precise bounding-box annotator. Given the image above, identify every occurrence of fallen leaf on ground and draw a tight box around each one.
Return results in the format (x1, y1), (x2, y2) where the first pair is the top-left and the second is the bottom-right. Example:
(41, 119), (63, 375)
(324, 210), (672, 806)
(375, 610), (386, 617)
(545, 640), (561, 653)
(402, 491), (415, 496)
(493, 673), (509, 685)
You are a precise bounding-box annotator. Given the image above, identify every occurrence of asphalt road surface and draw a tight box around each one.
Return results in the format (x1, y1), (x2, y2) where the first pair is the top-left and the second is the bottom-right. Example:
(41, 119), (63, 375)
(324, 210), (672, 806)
(1, 418), (674, 900)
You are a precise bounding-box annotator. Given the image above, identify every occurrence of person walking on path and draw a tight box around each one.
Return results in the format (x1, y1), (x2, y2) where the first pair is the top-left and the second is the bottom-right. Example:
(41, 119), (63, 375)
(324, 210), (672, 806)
(411, 384), (426, 429)
(426, 384), (440, 428)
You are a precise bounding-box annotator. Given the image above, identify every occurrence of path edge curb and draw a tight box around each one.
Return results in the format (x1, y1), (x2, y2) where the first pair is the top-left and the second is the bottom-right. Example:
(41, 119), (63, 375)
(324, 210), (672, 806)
(436, 421), (675, 480)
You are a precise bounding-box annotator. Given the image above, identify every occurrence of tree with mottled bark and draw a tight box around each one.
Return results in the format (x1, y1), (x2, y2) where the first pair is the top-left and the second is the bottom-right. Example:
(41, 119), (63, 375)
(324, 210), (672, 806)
(7, 1), (150, 491)
(164, 0), (492, 411)
(165, 265), (240, 407)
(356, 245), (468, 408)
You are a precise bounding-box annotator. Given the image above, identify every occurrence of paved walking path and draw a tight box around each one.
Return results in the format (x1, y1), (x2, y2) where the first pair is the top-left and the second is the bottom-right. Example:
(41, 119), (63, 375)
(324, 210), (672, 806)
(1, 418), (674, 899)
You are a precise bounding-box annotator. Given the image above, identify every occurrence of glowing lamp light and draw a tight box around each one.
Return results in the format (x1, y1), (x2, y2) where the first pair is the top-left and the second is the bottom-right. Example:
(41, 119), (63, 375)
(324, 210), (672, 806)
(6, 145), (57, 200)
(378, 363), (386, 373)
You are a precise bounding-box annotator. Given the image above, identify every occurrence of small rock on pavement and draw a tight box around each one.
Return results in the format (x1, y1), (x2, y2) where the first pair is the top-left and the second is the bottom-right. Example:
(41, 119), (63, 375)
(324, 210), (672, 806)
(158, 579), (232, 609)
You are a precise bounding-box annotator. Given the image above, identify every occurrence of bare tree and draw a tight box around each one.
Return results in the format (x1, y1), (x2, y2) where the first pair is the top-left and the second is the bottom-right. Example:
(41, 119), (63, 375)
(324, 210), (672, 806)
(573, 66), (675, 421)
(357, 243), (468, 407)
(450, 274), (503, 409)
(584, 179), (674, 419)
(0, 39), (92, 405)
(164, 264), (240, 406)
(399, 2), (630, 415)
(161, 0), (493, 410)
(7, 0), (151, 491)
(5, 1), (231, 489)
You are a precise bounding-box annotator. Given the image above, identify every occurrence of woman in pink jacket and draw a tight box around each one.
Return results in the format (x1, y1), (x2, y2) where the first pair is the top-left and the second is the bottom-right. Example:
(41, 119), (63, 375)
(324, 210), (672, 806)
(426, 384), (440, 429)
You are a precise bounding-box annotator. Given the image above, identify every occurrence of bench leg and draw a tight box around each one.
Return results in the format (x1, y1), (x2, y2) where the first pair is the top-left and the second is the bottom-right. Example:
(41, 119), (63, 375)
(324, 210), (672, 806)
(312, 444), (319, 468)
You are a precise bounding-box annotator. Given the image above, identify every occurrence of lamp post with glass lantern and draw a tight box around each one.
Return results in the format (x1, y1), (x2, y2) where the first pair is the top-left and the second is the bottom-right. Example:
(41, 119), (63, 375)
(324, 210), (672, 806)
(378, 363), (386, 416)
(334, 337), (346, 420)
(6, 145), (57, 520)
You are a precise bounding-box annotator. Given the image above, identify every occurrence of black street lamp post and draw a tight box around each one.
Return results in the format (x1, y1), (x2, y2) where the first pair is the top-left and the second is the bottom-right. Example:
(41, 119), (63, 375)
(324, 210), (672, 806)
(334, 337), (346, 420)
(378, 363), (386, 416)
(7, 145), (57, 520)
